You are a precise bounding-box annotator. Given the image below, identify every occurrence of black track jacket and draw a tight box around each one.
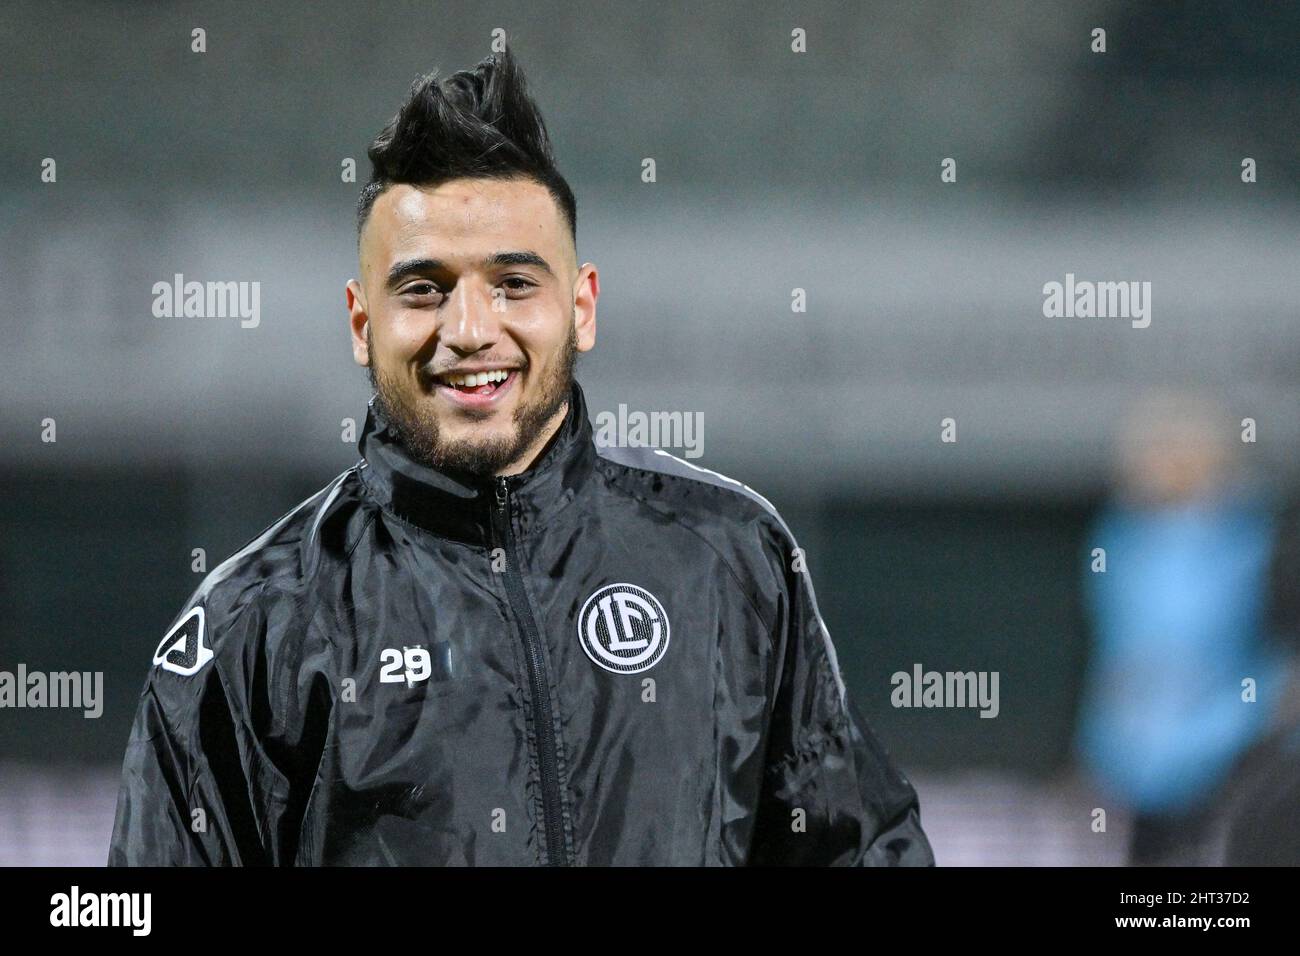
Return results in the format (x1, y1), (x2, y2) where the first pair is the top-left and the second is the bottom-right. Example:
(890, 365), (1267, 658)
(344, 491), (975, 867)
(109, 382), (933, 866)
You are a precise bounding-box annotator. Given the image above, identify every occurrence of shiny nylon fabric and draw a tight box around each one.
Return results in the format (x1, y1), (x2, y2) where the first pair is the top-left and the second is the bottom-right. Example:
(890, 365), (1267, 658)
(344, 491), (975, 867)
(108, 383), (933, 866)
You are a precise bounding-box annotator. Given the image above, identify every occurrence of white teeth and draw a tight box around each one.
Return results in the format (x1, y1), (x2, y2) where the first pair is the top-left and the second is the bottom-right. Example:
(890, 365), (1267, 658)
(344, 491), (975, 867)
(445, 370), (511, 387)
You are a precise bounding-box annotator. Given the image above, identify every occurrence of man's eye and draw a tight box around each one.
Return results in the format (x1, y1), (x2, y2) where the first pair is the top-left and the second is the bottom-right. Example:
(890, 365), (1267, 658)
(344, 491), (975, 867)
(501, 276), (536, 294)
(402, 282), (440, 297)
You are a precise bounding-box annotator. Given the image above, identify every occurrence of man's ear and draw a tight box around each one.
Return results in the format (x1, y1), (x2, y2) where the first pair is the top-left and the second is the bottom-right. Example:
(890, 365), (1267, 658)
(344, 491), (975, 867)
(347, 279), (370, 366)
(573, 263), (598, 352)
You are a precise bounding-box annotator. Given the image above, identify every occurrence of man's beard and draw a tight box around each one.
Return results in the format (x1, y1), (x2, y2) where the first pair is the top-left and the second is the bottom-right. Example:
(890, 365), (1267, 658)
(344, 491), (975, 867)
(367, 325), (577, 476)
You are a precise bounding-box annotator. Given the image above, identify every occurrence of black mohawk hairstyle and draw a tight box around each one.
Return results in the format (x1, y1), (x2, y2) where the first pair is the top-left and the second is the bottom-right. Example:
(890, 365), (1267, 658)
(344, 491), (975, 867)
(356, 47), (576, 245)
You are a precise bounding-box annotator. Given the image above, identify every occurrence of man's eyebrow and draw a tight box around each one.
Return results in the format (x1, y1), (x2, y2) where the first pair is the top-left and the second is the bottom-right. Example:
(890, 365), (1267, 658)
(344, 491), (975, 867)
(385, 252), (553, 290)
(386, 258), (444, 289)
(484, 250), (553, 275)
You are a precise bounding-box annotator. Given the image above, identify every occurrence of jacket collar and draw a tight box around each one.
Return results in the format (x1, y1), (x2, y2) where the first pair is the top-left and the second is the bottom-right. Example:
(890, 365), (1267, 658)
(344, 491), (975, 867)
(358, 380), (597, 546)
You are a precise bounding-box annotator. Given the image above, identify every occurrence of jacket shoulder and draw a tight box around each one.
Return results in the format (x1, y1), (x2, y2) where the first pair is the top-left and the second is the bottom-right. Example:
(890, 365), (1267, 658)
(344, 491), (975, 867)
(593, 446), (804, 624)
(594, 444), (797, 554)
(594, 444), (847, 703)
(149, 466), (369, 679)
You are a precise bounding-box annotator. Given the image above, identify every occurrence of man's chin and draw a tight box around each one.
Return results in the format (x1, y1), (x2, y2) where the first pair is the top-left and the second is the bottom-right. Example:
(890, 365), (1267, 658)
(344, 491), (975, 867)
(426, 425), (521, 475)
(438, 428), (514, 456)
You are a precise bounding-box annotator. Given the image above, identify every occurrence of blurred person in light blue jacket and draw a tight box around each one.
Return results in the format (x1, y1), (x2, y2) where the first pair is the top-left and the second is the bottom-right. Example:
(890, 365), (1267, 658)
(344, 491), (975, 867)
(1075, 395), (1291, 865)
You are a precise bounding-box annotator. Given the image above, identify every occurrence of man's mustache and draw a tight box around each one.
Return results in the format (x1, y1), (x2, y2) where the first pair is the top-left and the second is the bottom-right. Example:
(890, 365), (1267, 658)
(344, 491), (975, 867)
(419, 358), (529, 383)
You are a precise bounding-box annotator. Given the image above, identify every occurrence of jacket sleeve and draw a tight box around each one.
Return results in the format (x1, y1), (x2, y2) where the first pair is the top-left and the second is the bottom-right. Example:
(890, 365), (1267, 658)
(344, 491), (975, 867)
(108, 588), (310, 866)
(748, 529), (935, 866)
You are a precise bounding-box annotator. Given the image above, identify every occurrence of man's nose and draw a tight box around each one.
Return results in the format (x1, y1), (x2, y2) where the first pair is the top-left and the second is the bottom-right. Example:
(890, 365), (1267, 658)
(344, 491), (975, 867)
(439, 282), (502, 354)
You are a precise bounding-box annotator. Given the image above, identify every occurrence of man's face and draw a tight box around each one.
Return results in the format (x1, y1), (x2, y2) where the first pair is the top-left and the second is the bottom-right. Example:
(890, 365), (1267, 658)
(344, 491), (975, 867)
(348, 176), (597, 476)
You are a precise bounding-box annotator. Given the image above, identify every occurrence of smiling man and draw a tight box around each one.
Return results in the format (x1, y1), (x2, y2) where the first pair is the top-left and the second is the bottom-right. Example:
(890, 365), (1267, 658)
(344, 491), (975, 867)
(354, 177), (589, 477)
(108, 48), (933, 866)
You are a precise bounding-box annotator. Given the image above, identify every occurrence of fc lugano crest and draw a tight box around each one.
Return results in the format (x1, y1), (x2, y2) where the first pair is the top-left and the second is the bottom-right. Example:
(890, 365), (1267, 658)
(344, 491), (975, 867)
(577, 583), (670, 674)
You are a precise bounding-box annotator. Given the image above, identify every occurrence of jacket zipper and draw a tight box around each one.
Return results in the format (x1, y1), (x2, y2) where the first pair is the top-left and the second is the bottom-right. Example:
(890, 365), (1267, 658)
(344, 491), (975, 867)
(494, 477), (571, 866)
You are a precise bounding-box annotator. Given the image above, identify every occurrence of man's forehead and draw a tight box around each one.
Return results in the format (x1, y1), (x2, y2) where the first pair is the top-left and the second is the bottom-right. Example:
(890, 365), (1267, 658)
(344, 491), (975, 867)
(363, 178), (568, 269)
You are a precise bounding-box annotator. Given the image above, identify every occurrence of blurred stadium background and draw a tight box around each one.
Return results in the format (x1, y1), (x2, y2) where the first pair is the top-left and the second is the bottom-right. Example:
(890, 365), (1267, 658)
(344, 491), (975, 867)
(1, 0), (1297, 865)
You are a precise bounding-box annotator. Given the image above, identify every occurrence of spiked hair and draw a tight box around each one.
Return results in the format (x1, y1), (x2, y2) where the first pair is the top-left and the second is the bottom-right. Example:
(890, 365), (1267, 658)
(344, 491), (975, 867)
(357, 48), (577, 245)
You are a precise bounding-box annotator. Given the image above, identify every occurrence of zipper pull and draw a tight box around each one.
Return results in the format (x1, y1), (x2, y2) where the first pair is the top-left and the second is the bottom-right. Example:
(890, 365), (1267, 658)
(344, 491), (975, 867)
(495, 477), (508, 512)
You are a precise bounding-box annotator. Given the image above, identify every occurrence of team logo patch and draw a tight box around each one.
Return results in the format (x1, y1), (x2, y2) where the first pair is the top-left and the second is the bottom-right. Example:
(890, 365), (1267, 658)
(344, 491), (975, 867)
(577, 583), (670, 674)
(152, 607), (213, 676)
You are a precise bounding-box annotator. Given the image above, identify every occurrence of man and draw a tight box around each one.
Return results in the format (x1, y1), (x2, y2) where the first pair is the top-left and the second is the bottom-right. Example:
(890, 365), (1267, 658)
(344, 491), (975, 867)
(1074, 396), (1290, 865)
(108, 49), (932, 866)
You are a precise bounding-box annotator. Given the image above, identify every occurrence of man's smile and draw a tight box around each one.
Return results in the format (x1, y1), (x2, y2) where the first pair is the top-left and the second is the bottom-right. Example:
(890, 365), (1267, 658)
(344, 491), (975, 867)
(429, 366), (521, 409)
